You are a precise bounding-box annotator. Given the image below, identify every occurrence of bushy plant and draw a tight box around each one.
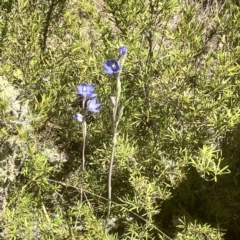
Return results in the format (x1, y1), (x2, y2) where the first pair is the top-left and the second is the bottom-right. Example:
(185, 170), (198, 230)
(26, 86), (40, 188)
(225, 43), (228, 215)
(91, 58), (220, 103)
(1, 0), (240, 239)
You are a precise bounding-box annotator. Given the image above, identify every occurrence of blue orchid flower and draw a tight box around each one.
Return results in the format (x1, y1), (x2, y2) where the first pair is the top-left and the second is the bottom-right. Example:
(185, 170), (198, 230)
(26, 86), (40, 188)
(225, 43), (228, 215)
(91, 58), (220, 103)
(77, 83), (97, 98)
(119, 46), (127, 56)
(73, 113), (83, 122)
(87, 98), (102, 113)
(102, 60), (120, 75)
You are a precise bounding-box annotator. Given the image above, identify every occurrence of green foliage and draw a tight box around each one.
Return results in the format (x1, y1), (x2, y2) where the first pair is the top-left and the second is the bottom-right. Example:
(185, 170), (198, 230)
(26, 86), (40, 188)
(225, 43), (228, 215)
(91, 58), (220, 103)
(1, 0), (240, 239)
(175, 217), (224, 240)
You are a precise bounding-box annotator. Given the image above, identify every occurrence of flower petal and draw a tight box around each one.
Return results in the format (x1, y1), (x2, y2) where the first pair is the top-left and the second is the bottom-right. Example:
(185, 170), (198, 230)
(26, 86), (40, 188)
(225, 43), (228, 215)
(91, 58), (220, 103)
(87, 98), (102, 113)
(102, 60), (120, 74)
(119, 46), (127, 55)
(76, 83), (95, 98)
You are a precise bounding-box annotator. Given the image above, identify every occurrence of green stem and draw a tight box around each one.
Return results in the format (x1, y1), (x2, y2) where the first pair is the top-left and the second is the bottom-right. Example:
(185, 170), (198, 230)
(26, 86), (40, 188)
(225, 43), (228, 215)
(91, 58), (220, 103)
(106, 72), (121, 226)
(106, 49), (127, 229)
(81, 98), (86, 204)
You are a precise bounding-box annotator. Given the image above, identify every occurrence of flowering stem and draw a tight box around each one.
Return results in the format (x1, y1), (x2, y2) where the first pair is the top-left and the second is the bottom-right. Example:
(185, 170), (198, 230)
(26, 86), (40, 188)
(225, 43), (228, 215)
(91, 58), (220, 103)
(107, 71), (121, 226)
(81, 98), (87, 204)
(105, 47), (127, 229)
